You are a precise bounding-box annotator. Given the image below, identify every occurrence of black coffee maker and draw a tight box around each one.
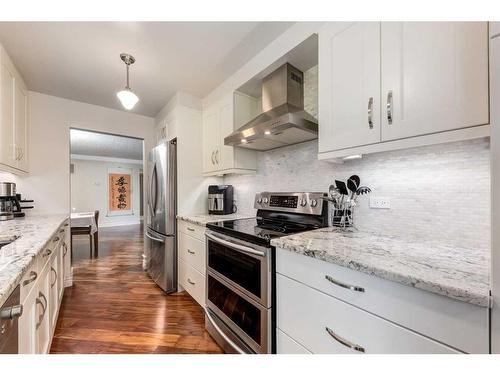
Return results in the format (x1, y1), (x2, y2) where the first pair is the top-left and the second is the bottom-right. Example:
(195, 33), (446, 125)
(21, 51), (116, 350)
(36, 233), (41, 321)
(208, 185), (235, 215)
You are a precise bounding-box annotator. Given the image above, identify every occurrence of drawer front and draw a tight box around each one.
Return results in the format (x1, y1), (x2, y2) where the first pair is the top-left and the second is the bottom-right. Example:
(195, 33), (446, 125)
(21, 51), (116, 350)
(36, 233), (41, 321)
(178, 220), (205, 241)
(277, 329), (311, 354)
(277, 274), (459, 354)
(178, 232), (206, 274)
(20, 260), (40, 303)
(276, 249), (489, 353)
(179, 259), (205, 307)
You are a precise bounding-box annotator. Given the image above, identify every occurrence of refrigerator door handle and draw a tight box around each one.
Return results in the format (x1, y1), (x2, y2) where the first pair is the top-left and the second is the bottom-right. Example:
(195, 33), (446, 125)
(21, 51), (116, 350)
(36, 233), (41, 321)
(146, 231), (165, 243)
(150, 163), (158, 214)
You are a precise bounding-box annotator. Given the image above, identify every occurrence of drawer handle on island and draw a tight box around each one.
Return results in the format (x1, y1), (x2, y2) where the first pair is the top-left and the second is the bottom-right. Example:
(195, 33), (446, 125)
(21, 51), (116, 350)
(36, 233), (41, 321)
(187, 278), (195, 285)
(63, 243), (68, 256)
(53, 236), (60, 242)
(325, 275), (365, 293)
(22, 271), (38, 286)
(187, 227), (195, 232)
(43, 249), (52, 258)
(187, 249), (195, 255)
(36, 292), (47, 329)
(325, 327), (365, 353)
(51, 267), (57, 287)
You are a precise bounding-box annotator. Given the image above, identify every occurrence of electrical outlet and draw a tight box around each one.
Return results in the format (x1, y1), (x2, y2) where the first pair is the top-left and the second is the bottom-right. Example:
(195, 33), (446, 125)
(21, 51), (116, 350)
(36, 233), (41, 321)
(369, 197), (391, 209)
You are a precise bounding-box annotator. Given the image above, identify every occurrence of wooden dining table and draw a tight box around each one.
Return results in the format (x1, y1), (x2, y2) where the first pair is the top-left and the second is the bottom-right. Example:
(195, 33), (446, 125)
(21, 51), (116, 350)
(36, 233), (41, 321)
(70, 212), (99, 256)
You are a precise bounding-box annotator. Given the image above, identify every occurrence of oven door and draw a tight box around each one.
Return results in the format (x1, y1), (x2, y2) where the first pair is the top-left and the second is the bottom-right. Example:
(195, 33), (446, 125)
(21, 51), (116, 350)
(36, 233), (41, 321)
(206, 272), (271, 354)
(205, 231), (271, 307)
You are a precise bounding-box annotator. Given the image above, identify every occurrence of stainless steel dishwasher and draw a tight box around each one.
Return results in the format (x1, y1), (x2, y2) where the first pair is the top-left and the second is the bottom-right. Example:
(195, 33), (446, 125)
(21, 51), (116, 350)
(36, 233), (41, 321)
(0, 285), (23, 354)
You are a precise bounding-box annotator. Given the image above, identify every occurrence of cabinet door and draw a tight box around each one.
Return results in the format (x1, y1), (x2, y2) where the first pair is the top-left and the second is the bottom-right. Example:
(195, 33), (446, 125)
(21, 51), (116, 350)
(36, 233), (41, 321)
(381, 22), (489, 141)
(319, 22), (381, 152)
(14, 80), (28, 171)
(18, 287), (37, 354)
(49, 255), (59, 329)
(218, 95), (234, 171)
(35, 267), (51, 354)
(0, 62), (16, 167)
(202, 107), (219, 174)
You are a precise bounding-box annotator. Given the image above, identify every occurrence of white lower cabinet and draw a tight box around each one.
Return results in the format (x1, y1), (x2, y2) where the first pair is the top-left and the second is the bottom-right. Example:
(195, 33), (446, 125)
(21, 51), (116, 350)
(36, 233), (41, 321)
(277, 274), (458, 354)
(277, 329), (311, 354)
(178, 259), (205, 307)
(18, 220), (69, 354)
(177, 220), (207, 306)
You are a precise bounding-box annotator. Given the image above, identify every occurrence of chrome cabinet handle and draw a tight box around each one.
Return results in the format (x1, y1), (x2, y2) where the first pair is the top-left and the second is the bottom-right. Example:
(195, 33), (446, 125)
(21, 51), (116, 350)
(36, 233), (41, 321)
(22, 271), (38, 286)
(63, 243), (68, 256)
(43, 249), (52, 257)
(36, 292), (48, 329)
(215, 150), (219, 164)
(211, 151), (215, 165)
(187, 249), (195, 255)
(367, 97), (374, 129)
(187, 227), (195, 232)
(325, 275), (365, 293)
(326, 327), (365, 353)
(18, 147), (24, 161)
(187, 278), (195, 285)
(386, 90), (393, 125)
(53, 236), (60, 242)
(51, 267), (57, 288)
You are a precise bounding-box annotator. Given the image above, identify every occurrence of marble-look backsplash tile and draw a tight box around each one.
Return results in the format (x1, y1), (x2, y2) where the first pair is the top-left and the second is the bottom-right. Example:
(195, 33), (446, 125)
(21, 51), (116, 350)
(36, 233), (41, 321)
(223, 138), (490, 250)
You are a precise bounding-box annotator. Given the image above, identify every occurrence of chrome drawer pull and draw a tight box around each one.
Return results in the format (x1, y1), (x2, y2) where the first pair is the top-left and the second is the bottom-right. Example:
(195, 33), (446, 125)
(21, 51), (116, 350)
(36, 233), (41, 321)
(53, 236), (60, 242)
(63, 243), (68, 256)
(326, 327), (365, 353)
(22, 271), (38, 286)
(367, 97), (374, 129)
(187, 227), (195, 232)
(187, 278), (195, 285)
(386, 90), (393, 125)
(51, 267), (57, 287)
(325, 275), (365, 293)
(43, 249), (52, 257)
(187, 249), (195, 255)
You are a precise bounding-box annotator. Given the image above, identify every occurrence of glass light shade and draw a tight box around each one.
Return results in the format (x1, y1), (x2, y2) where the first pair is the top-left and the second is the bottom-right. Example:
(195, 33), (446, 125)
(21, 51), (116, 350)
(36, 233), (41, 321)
(116, 88), (139, 110)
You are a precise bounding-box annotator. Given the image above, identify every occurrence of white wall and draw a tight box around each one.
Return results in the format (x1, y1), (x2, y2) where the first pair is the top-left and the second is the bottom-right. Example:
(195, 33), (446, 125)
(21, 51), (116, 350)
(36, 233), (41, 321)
(70, 158), (143, 227)
(155, 92), (222, 216)
(8, 91), (155, 216)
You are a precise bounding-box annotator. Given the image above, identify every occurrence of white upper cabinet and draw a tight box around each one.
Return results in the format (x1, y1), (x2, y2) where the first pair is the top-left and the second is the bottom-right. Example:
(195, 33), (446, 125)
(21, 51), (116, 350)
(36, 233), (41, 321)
(381, 22), (489, 141)
(202, 92), (258, 176)
(318, 22), (489, 159)
(319, 22), (381, 152)
(0, 44), (29, 173)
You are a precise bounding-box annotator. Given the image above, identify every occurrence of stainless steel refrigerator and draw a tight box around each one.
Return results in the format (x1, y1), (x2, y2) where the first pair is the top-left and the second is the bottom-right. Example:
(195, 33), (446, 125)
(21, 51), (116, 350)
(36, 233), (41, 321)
(146, 139), (177, 293)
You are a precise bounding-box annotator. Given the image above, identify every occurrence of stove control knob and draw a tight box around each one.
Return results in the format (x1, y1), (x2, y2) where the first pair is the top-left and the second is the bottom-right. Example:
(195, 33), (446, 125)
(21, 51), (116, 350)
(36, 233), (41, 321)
(300, 198), (307, 207)
(310, 199), (318, 207)
(257, 197), (263, 204)
(262, 197), (269, 204)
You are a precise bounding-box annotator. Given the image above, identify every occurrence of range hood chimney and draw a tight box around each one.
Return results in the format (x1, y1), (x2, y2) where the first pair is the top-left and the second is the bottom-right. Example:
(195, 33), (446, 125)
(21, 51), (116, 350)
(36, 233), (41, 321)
(224, 63), (318, 151)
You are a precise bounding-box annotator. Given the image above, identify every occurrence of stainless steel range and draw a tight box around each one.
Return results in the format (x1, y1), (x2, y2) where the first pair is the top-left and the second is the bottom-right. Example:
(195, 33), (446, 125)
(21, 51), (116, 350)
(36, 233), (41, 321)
(204, 192), (328, 354)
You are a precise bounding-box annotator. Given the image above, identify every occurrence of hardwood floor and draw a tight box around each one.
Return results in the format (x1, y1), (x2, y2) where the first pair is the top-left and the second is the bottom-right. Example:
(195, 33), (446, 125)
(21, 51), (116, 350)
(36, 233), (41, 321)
(50, 224), (223, 354)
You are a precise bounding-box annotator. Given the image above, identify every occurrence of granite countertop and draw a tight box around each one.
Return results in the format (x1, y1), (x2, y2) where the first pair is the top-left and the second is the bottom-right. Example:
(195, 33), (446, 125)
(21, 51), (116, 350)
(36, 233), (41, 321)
(0, 214), (69, 306)
(271, 227), (490, 307)
(177, 213), (255, 227)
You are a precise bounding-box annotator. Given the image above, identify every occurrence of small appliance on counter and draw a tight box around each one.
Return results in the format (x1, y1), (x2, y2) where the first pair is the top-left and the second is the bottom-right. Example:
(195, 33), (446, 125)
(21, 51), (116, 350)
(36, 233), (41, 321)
(208, 185), (235, 215)
(0, 182), (34, 221)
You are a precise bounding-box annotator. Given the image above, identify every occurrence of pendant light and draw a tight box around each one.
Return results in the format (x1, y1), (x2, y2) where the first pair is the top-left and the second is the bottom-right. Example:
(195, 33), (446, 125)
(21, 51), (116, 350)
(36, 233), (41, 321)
(116, 53), (139, 110)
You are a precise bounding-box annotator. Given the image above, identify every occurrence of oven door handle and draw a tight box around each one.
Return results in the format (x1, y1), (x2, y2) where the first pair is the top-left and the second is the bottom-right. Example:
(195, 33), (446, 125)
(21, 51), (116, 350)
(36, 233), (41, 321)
(206, 232), (266, 258)
(205, 308), (246, 354)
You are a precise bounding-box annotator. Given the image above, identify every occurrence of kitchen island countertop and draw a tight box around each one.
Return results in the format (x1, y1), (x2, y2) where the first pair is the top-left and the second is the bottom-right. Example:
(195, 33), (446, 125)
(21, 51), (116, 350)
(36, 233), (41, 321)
(0, 214), (69, 306)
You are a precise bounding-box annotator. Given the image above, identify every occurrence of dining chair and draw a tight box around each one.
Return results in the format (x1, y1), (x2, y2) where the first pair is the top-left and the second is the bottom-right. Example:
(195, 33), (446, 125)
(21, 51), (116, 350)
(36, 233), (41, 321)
(71, 210), (99, 258)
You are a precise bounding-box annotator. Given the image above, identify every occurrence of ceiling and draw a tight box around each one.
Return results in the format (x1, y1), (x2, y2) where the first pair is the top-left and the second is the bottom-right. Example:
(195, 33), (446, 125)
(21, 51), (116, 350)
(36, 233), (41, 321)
(70, 129), (143, 160)
(0, 22), (294, 117)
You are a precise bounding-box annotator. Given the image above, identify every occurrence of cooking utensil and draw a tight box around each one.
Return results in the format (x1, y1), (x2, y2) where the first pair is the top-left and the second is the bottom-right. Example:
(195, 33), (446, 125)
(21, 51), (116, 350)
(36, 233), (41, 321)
(356, 186), (372, 196)
(348, 175), (360, 188)
(335, 180), (348, 195)
(347, 178), (358, 200)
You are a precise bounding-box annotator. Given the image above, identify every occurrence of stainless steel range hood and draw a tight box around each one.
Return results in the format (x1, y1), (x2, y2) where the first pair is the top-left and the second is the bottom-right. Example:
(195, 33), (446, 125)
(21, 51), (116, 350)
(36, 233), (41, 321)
(224, 63), (318, 151)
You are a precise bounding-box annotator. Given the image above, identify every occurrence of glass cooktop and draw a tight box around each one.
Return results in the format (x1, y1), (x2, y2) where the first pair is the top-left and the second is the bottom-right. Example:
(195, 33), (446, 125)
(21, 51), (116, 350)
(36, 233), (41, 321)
(206, 217), (319, 246)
